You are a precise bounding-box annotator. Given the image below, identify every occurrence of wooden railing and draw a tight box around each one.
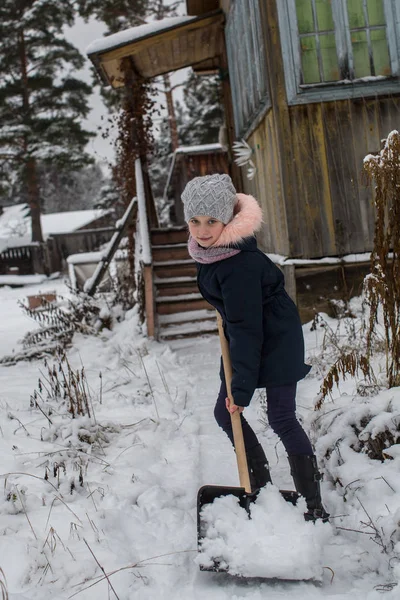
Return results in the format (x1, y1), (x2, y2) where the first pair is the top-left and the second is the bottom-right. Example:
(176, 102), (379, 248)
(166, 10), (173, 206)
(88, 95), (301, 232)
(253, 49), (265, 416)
(135, 157), (156, 338)
(85, 197), (137, 296)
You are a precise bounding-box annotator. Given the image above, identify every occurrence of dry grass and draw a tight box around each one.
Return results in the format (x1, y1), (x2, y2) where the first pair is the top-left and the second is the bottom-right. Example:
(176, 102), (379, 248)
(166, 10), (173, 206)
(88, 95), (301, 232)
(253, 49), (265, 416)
(316, 131), (400, 408)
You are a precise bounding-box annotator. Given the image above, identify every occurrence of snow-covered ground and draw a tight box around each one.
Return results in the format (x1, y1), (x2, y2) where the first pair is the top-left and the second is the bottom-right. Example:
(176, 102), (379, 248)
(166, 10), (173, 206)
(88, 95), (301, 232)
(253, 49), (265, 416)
(0, 279), (399, 599)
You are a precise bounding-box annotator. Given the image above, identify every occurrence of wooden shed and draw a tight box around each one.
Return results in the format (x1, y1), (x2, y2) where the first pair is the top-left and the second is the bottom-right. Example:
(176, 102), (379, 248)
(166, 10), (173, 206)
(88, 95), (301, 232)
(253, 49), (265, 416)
(164, 143), (229, 224)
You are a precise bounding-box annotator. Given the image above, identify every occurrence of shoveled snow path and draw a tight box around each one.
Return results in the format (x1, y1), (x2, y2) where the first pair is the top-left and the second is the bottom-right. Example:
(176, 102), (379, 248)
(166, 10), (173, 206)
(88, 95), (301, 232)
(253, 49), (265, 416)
(168, 336), (396, 600)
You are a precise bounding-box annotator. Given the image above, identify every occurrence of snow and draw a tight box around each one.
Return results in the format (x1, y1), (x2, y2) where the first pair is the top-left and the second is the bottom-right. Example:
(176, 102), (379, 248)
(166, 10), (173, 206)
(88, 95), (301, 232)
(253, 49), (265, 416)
(67, 249), (127, 265)
(1, 282), (400, 598)
(197, 485), (326, 580)
(41, 209), (110, 235)
(156, 292), (203, 302)
(86, 16), (198, 56)
(135, 159), (152, 265)
(267, 252), (372, 266)
(0, 274), (51, 286)
(174, 143), (224, 155)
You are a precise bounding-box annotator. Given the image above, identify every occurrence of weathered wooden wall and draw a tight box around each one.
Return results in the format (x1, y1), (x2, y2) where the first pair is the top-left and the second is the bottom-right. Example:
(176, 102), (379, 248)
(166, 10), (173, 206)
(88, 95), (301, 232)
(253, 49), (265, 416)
(243, 110), (290, 255)
(245, 96), (400, 258)
(238, 0), (400, 259)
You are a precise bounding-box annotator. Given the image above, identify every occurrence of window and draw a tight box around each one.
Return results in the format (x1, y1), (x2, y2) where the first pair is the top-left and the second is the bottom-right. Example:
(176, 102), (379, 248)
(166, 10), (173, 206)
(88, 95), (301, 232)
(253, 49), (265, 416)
(278, 0), (400, 104)
(225, 0), (270, 137)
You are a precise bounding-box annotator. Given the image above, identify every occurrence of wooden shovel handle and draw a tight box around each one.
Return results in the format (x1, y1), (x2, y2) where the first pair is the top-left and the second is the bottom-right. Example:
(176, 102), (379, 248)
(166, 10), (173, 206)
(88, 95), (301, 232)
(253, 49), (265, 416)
(216, 312), (252, 494)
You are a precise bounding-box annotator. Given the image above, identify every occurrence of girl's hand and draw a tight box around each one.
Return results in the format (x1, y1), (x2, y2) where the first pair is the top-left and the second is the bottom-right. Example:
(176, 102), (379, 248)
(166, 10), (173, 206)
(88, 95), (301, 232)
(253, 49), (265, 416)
(225, 397), (244, 414)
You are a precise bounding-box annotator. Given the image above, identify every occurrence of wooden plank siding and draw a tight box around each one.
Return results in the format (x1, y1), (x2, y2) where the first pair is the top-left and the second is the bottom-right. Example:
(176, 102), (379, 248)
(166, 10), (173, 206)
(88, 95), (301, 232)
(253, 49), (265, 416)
(245, 111), (289, 254)
(243, 95), (400, 259)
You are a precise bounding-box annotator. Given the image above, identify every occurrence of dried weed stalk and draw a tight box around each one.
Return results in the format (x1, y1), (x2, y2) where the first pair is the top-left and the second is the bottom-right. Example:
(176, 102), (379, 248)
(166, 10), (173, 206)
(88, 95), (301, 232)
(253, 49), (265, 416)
(0, 568), (8, 600)
(31, 355), (92, 418)
(316, 131), (400, 408)
(363, 131), (400, 389)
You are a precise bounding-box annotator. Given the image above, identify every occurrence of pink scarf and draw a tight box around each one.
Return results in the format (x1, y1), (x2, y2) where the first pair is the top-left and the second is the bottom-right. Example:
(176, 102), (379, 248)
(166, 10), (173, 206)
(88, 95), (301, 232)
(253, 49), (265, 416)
(188, 236), (241, 264)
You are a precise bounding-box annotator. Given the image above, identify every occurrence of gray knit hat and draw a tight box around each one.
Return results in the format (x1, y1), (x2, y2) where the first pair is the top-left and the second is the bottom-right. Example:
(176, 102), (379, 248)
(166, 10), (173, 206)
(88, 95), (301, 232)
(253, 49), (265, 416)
(181, 174), (237, 224)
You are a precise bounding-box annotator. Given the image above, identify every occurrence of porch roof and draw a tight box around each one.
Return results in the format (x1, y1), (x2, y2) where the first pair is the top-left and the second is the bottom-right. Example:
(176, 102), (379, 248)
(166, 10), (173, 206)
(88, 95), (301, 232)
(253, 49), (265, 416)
(86, 10), (224, 88)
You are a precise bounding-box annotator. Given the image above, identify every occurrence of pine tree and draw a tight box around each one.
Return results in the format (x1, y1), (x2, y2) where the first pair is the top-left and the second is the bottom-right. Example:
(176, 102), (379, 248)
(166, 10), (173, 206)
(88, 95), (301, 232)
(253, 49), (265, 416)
(0, 0), (93, 242)
(93, 180), (124, 220)
(39, 163), (106, 213)
(77, 0), (148, 34)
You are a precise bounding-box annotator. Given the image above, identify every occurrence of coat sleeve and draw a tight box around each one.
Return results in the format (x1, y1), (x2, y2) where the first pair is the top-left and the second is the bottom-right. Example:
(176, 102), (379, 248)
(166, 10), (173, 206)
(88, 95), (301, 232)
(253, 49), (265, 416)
(217, 260), (263, 407)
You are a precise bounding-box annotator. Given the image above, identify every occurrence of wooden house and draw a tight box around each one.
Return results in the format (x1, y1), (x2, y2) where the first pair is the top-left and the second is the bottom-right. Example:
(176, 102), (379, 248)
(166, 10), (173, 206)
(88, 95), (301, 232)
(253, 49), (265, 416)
(87, 0), (400, 329)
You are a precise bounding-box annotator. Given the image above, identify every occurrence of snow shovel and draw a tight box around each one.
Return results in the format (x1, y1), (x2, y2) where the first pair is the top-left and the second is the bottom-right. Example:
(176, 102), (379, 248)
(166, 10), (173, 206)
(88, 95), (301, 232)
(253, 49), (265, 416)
(197, 312), (298, 572)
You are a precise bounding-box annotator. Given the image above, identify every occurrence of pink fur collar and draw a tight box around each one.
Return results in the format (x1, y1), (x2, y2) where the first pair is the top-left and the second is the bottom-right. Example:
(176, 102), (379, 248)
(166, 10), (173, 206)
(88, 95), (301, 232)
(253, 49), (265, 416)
(212, 193), (263, 247)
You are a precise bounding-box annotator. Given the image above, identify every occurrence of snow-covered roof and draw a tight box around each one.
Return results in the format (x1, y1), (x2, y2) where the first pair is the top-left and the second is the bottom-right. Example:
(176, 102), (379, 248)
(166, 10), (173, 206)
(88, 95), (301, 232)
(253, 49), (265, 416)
(41, 209), (109, 235)
(0, 204), (111, 252)
(163, 143), (226, 198)
(86, 16), (198, 56)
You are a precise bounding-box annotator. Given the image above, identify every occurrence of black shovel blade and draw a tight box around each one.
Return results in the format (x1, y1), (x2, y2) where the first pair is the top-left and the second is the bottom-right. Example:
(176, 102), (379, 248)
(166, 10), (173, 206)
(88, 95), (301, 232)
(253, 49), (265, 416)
(197, 484), (252, 572)
(197, 485), (300, 572)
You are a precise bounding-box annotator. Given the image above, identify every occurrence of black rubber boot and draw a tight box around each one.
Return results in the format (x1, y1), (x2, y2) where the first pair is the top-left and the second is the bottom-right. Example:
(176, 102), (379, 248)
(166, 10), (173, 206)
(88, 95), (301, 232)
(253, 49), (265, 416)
(246, 443), (272, 492)
(288, 455), (329, 522)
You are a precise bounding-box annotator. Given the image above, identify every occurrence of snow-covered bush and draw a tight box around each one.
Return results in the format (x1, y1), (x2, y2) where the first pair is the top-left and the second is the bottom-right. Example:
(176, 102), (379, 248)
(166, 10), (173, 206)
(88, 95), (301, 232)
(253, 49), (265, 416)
(0, 291), (121, 365)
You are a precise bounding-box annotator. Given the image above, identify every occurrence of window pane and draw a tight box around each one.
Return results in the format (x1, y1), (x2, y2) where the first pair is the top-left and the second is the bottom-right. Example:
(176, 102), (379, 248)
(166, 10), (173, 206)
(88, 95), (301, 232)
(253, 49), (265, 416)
(296, 0), (314, 34)
(316, 0), (334, 32)
(320, 34), (340, 80)
(367, 0), (385, 26)
(371, 29), (391, 76)
(347, 0), (365, 28)
(351, 30), (370, 77)
(300, 35), (321, 83)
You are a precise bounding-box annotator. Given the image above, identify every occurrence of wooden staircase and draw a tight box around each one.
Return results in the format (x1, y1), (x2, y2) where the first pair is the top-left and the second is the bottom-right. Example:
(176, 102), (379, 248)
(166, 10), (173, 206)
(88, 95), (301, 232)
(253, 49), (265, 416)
(150, 227), (217, 340)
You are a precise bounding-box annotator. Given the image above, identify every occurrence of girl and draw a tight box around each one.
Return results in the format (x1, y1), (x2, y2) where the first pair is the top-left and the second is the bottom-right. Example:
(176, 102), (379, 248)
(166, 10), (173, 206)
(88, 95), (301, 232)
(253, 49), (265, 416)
(182, 173), (328, 522)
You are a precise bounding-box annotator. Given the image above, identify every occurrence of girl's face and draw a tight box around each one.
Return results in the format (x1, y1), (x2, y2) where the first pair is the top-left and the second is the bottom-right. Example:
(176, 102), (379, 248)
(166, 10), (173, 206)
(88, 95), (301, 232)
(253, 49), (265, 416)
(188, 215), (225, 247)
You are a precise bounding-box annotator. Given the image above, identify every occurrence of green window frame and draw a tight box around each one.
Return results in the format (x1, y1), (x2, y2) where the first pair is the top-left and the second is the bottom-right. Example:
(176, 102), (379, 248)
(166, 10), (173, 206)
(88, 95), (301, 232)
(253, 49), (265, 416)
(278, 0), (400, 104)
(225, 0), (270, 137)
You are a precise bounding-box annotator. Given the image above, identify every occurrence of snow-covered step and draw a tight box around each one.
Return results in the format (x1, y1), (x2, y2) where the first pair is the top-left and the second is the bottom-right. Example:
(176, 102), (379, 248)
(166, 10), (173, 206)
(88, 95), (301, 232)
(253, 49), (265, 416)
(152, 243), (188, 249)
(153, 258), (194, 266)
(158, 308), (216, 325)
(156, 280), (199, 297)
(153, 258), (197, 279)
(152, 243), (190, 262)
(159, 319), (218, 340)
(154, 275), (197, 285)
(156, 292), (203, 303)
(156, 292), (211, 315)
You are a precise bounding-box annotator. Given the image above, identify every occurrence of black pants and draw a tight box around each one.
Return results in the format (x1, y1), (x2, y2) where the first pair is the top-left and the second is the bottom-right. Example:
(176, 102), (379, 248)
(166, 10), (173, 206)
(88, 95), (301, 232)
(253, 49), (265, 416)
(214, 380), (313, 456)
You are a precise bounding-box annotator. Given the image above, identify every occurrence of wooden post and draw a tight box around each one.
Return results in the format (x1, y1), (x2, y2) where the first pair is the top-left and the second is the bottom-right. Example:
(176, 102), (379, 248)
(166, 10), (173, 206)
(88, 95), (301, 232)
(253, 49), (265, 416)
(282, 264), (297, 304)
(143, 264), (155, 338)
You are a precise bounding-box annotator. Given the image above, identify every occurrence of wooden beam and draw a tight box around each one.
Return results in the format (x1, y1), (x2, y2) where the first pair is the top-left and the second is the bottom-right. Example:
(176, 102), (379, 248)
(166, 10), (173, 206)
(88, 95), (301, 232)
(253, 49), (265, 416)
(143, 264), (156, 337)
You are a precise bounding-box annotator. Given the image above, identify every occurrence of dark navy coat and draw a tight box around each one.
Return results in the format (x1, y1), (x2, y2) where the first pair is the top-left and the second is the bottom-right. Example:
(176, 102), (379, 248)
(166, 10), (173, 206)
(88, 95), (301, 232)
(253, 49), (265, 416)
(196, 237), (311, 406)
